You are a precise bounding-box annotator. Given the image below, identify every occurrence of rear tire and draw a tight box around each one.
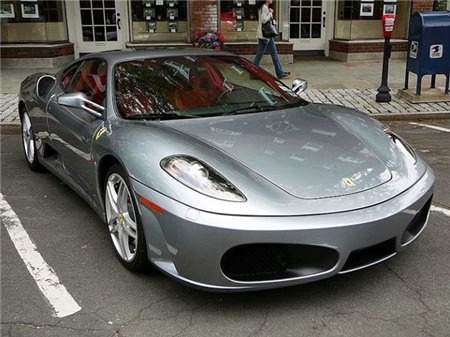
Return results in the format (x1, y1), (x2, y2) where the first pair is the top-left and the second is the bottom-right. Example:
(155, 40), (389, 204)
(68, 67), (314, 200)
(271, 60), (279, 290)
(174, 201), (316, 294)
(104, 164), (149, 271)
(21, 109), (43, 171)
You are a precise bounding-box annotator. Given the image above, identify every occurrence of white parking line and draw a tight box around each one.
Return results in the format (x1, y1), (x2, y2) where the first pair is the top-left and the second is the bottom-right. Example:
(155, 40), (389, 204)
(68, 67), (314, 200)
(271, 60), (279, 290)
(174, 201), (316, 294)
(0, 193), (81, 318)
(431, 205), (450, 218)
(409, 122), (450, 133)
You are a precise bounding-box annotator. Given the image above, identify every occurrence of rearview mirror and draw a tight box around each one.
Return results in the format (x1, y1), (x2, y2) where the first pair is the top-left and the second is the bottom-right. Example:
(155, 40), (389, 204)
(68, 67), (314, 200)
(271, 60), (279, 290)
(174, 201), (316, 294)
(57, 92), (104, 118)
(292, 79), (308, 95)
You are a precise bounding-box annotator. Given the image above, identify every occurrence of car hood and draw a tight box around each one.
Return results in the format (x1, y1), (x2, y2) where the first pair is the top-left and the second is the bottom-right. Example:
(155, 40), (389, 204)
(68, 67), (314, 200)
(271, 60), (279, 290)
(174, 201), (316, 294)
(166, 104), (393, 199)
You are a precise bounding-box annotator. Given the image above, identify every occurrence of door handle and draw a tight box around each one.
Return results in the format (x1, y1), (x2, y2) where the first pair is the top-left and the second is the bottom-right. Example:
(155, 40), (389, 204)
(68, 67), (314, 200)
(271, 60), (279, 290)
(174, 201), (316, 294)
(116, 13), (121, 29)
(323, 11), (326, 28)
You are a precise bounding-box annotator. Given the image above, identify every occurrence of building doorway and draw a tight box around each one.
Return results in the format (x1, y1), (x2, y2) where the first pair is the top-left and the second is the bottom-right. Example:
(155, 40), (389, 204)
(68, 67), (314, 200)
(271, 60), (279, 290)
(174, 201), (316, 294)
(288, 0), (329, 52)
(67, 0), (128, 57)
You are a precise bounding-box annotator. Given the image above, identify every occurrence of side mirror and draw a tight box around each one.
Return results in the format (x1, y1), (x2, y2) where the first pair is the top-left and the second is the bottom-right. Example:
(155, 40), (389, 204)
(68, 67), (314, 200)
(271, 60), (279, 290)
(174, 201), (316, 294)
(57, 92), (104, 118)
(36, 75), (56, 100)
(292, 79), (308, 95)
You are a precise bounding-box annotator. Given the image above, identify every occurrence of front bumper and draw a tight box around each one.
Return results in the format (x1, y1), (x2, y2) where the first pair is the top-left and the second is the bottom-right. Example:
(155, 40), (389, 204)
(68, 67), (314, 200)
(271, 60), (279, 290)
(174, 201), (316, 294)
(131, 168), (434, 291)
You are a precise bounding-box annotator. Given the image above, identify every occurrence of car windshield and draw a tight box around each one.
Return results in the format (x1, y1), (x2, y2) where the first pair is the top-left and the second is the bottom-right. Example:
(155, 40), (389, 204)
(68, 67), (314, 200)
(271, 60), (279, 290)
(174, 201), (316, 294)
(114, 55), (308, 119)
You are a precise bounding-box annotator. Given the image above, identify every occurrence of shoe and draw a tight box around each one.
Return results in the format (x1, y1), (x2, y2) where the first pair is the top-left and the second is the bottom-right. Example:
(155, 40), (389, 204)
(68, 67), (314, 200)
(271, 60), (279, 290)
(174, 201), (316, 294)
(278, 72), (290, 79)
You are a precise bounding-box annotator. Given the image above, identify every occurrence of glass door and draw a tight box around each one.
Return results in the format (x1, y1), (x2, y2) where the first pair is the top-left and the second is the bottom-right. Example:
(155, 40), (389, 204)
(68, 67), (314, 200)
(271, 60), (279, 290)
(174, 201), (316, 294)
(74, 0), (127, 55)
(289, 0), (327, 51)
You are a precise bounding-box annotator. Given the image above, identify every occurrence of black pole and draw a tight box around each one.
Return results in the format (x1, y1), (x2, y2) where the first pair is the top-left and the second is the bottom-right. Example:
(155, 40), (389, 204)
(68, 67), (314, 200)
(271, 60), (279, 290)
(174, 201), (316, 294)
(376, 36), (392, 102)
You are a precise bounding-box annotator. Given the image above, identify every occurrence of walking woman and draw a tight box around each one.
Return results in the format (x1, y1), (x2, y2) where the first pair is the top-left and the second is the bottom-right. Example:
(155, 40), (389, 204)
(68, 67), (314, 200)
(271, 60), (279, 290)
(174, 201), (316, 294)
(253, 0), (290, 79)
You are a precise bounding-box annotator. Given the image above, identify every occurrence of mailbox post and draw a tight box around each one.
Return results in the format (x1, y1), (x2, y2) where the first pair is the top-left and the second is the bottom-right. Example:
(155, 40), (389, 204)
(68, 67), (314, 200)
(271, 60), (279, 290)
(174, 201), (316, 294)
(404, 11), (450, 96)
(376, 12), (396, 103)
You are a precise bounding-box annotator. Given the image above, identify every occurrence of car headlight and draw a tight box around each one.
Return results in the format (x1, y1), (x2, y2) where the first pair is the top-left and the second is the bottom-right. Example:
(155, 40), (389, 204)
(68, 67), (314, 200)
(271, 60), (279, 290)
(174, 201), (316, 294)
(161, 155), (246, 202)
(384, 128), (417, 164)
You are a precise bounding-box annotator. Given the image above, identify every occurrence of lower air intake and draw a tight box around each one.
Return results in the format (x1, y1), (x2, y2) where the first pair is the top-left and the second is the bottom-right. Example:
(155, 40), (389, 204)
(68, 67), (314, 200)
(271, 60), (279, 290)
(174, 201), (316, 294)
(221, 243), (338, 282)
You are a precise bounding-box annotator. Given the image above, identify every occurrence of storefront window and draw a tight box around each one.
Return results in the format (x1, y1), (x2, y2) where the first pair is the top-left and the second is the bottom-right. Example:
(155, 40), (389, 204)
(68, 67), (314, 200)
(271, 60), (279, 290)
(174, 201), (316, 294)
(0, 0), (68, 42)
(433, 0), (449, 10)
(220, 0), (263, 41)
(130, 0), (188, 42)
(335, 0), (408, 40)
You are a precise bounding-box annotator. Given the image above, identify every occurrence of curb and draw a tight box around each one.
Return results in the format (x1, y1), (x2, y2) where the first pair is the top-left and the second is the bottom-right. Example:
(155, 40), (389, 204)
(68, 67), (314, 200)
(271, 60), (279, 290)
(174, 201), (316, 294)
(373, 111), (450, 121)
(0, 124), (21, 134)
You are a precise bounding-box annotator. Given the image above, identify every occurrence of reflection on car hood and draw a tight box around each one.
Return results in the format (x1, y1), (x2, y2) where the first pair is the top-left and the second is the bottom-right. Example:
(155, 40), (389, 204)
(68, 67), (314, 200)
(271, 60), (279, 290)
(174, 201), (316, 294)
(167, 104), (392, 199)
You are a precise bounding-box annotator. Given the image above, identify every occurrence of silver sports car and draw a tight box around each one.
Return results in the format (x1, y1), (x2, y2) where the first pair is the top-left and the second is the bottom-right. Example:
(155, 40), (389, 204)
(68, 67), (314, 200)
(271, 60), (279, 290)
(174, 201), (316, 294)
(19, 49), (434, 291)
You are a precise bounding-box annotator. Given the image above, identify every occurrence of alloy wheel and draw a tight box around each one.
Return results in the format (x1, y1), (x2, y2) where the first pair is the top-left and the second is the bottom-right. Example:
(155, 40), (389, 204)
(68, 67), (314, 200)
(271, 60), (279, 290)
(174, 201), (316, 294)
(105, 173), (138, 262)
(22, 112), (35, 164)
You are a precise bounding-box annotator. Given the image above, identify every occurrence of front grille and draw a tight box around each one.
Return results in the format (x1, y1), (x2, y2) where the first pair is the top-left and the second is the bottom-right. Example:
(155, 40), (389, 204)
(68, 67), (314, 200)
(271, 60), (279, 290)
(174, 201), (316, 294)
(221, 243), (338, 282)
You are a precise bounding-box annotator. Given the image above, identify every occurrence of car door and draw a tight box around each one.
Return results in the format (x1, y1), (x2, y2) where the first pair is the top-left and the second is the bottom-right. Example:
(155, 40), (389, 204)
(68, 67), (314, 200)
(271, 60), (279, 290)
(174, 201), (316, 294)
(46, 58), (107, 206)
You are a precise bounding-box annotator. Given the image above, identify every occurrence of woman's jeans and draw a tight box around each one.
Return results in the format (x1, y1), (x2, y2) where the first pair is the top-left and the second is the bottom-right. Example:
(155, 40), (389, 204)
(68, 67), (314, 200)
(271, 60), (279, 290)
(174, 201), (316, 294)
(253, 38), (283, 78)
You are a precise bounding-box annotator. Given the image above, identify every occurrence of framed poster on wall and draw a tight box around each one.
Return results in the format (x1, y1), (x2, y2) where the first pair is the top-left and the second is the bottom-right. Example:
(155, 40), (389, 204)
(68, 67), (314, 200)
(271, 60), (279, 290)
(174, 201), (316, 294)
(21, 2), (39, 19)
(0, 3), (15, 18)
(147, 21), (156, 32)
(168, 21), (178, 32)
(167, 8), (178, 20)
(360, 2), (374, 17)
(167, 0), (177, 7)
(143, 0), (155, 6)
(143, 7), (155, 20)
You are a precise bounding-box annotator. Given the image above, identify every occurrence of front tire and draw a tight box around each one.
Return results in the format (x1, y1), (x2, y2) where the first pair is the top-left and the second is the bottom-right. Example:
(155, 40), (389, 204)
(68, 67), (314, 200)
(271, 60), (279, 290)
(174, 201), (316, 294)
(21, 109), (43, 171)
(104, 164), (149, 271)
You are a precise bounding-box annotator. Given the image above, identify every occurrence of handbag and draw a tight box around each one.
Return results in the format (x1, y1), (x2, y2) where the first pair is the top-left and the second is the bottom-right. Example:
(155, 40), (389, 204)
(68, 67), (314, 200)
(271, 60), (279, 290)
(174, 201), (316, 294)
(262, 19), (278, 39)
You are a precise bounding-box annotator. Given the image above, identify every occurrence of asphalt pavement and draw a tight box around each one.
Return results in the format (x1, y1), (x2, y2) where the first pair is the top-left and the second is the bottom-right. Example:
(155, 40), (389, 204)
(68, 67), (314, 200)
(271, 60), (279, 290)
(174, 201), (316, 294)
(1, 56), (450, 133)
(2, 121), (450, 337)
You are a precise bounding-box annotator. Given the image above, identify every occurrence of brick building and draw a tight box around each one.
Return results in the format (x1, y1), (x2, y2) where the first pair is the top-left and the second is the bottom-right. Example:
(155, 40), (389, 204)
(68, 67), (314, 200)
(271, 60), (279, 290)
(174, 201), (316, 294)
(0, 0), (448, 68)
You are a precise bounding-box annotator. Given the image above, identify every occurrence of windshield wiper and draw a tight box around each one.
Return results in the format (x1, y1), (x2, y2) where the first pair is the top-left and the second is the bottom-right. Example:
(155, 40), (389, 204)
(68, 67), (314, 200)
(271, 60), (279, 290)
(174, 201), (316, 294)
(127, 113), (198, 120)
(222, 105), (279, 116)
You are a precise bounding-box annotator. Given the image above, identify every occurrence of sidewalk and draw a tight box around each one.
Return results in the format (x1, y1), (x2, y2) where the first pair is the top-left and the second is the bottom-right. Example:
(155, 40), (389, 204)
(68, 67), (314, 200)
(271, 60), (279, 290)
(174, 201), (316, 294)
(1, 57), (450, 132)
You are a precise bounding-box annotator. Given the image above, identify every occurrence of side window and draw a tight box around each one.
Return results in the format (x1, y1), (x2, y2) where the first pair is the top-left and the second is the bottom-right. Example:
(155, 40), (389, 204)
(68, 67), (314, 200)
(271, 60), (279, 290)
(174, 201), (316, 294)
(65, 59), (108, 106)
(61, 62), (82, 91)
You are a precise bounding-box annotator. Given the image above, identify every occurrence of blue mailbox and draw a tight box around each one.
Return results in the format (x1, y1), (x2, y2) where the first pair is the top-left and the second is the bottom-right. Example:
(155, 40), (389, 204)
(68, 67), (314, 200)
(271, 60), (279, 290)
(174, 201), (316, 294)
(404, 11), (450, 95)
